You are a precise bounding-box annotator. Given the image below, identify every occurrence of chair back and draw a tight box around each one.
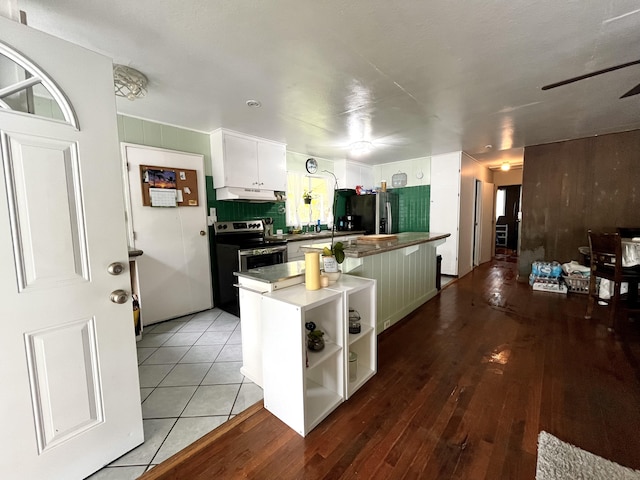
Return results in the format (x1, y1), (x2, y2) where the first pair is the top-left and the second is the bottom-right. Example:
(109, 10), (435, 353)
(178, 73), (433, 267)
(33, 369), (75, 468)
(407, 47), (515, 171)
(588, 231), (623, 282)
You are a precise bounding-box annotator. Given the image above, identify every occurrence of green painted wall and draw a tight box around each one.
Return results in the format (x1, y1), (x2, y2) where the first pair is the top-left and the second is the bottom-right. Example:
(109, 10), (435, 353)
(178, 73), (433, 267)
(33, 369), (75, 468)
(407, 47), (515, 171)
(117, 115), (211, 167)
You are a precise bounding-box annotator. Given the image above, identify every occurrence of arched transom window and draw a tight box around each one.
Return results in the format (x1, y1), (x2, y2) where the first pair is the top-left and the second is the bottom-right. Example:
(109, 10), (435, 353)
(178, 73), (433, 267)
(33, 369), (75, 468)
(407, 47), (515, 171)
(0, 41), (77, 128)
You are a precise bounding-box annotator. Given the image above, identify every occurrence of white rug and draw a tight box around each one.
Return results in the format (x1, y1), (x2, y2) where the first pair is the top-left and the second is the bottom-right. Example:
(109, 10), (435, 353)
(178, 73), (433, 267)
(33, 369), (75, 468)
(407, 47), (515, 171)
(537, 431), (640, 480)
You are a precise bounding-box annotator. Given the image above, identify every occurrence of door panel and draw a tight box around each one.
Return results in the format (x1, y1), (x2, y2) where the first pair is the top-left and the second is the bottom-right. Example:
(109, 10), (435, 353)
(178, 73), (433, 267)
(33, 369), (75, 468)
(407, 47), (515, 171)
(4, 133), (88, 289)
(0, 17), (142, 480)
(25, 318), (102, 453)
(123, 144), (212, 324)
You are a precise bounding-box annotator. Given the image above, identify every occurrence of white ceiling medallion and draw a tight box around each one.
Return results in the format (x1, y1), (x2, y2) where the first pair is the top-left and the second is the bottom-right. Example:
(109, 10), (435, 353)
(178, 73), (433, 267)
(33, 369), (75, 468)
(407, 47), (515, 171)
(349, 140), (373, 156)
(113, 64), (147, 101)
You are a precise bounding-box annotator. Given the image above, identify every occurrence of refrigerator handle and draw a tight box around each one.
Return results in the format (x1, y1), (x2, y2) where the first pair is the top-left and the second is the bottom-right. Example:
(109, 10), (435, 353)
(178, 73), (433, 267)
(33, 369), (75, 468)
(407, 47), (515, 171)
(386, 201), (392, 234)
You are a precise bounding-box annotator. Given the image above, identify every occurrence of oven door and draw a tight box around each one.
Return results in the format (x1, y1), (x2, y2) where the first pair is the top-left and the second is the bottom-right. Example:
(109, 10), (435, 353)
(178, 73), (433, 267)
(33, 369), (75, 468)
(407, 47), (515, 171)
(239, 246), (287, 271)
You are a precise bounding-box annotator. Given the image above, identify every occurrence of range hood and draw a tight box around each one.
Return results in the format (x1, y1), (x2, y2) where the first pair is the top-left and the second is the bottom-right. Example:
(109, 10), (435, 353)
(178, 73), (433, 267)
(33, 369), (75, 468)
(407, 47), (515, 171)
(215, 186), (278, 202)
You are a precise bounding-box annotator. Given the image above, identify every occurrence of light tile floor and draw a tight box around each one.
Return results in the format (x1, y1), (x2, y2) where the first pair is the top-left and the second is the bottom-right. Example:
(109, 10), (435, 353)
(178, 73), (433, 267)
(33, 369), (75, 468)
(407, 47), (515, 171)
(87, 308), (262, 480)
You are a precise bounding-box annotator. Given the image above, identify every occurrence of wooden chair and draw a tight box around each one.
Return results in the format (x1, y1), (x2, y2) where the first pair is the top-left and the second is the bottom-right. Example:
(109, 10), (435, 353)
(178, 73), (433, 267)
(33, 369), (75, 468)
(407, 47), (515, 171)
(585, 231), (640, 333)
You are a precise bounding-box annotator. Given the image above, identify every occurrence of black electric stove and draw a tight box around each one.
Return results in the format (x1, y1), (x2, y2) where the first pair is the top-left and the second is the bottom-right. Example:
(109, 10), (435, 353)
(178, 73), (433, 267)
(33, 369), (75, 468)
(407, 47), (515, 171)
(211, 220), (287, 315)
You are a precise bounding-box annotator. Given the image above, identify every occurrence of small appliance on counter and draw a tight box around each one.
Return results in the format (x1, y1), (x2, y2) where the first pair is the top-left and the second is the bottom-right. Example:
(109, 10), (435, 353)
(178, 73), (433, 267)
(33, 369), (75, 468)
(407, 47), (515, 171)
(337, 215), (360, 231)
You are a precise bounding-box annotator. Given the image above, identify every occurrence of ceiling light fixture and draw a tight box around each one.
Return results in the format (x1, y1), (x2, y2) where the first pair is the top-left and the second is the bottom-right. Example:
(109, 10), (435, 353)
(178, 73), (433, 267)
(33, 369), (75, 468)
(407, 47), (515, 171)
(246, 100), (262, 108)
(501, 161), (511, 171)
(113, 64), (147, 101)
(349, 140), (373, 156)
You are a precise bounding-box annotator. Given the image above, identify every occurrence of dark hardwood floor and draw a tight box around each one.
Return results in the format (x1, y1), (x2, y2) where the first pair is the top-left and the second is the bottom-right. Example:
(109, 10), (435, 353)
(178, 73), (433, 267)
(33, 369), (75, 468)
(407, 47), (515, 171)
(140, 258), (640, 480)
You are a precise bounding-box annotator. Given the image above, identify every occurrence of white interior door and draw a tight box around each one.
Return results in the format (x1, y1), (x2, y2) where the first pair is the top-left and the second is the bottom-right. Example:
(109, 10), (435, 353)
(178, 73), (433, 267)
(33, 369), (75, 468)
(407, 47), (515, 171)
(430, 152), (461, 276)
(480, 181), (494, 264)
(123, 144), (212, 325)
(0, 18), (142, 480)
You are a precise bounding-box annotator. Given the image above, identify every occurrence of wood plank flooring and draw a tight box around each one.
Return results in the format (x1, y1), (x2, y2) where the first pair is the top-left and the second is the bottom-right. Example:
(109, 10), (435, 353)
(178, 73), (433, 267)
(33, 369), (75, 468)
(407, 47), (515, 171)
(139, 258), (640, 480)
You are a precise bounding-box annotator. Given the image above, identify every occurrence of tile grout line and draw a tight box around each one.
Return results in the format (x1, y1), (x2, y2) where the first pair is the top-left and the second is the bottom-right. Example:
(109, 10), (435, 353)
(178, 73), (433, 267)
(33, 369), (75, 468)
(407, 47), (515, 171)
(101, 309), (246, 478)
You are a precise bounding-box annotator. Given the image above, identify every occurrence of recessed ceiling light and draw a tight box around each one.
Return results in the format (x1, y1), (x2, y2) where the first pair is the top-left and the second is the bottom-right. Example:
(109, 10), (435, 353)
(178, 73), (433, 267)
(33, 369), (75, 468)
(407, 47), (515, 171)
(246, 100), (261, 108)
(501, 161), (511, 171)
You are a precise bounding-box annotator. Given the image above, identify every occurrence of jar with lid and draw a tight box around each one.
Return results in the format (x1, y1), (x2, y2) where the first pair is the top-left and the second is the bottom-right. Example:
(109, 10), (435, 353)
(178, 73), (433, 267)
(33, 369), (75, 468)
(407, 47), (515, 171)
(349, 308), (361, 334)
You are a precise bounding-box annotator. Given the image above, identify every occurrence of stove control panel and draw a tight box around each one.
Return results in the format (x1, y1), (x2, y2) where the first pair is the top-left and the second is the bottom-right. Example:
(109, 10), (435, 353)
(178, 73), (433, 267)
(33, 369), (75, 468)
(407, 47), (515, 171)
(214, 220), (264, 235)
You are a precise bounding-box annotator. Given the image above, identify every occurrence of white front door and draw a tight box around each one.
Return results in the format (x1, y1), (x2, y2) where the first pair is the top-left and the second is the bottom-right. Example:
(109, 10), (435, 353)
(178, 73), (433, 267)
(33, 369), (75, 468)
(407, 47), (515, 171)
(123, 144), (212, 325)
(0, 18), (143, 480)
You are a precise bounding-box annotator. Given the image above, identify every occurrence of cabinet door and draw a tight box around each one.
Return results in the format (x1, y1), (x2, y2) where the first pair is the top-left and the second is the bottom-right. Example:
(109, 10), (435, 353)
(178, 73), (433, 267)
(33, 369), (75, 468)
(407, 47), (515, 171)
(223, 133), (258, 187)
(257, 141), (286, 191)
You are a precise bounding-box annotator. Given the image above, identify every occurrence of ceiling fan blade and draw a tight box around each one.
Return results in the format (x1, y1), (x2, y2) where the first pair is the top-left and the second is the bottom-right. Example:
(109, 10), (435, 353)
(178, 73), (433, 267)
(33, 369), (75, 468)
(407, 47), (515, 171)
(541, 58), (640, 90)
(620, 82), (640, 98)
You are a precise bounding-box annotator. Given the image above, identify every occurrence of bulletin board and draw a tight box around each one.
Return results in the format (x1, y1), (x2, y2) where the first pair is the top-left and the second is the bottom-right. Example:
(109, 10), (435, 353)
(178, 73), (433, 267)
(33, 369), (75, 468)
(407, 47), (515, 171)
(140, 164), (199, 207)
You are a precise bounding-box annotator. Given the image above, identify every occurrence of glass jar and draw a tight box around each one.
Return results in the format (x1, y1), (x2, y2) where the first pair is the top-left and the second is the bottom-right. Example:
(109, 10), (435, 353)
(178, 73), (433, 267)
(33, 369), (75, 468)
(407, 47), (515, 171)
(349, 351), (358, 382)
(349, 308), (361, 334)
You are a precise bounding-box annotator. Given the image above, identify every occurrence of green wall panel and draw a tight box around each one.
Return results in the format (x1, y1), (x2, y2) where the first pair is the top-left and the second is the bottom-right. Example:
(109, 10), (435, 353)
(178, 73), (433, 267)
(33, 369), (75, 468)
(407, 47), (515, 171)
(394, 185), (430, 232)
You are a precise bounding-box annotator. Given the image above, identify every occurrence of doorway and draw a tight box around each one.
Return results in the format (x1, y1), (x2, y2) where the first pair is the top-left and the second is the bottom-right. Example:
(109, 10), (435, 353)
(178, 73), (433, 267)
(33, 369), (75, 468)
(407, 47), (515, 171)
(122, 144), (212, 325)
(495, 184), (521, 256)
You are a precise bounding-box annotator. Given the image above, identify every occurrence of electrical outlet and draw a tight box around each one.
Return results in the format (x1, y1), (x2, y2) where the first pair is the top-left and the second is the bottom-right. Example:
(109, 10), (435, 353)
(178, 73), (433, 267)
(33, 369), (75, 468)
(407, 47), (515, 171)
(383, 320), (390, 330)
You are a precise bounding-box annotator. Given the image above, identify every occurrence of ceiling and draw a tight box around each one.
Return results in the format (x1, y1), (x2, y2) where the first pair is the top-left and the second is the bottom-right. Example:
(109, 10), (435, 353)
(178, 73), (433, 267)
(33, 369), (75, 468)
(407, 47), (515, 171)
(16, 0), (640, 167)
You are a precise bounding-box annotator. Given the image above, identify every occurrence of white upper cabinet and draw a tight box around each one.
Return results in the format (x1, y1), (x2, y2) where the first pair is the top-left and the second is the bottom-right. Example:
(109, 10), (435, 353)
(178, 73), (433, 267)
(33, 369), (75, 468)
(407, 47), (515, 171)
(257, 140), (287, 190)
(334, 159), (374, 189)
(210, 128), (286, 191)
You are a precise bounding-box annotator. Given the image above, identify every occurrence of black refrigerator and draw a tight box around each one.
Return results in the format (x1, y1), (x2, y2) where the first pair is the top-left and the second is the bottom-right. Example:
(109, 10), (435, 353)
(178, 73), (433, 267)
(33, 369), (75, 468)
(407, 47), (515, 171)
(347, 192), (399, 234)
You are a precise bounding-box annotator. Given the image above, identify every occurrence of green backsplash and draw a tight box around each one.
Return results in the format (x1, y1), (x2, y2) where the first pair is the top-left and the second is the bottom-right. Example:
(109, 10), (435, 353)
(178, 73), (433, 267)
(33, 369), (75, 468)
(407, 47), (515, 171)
(394, 185), (430, 232)
(206, 177), (287, 231)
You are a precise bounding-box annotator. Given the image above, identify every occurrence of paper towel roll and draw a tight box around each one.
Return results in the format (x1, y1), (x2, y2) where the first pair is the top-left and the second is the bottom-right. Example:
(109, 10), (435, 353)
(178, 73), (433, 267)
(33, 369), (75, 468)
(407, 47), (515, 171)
(305, 252), (321, 290)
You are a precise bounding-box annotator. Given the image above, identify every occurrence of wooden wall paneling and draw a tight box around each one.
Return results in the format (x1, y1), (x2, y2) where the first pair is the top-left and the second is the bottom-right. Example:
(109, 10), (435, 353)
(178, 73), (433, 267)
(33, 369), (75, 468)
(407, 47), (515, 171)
(519, 129), (640, 279)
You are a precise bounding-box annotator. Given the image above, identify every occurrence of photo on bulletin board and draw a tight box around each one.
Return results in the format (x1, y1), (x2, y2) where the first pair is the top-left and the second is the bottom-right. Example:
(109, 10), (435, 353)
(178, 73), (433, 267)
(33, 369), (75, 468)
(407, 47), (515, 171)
(140, 164), (199, 207)
(145, 168), (176, 189)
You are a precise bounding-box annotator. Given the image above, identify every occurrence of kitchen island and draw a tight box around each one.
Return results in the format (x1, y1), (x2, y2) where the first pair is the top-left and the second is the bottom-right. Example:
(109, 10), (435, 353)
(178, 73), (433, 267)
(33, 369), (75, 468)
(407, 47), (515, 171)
(234, 232), (448, 387)
(301, 232), (450, 332)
